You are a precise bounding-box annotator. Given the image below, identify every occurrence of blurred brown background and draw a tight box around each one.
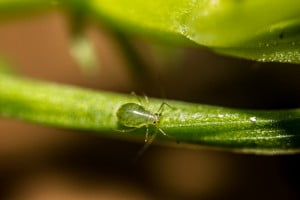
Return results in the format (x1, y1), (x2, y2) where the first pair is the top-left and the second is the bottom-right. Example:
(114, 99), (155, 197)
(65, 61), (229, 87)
(0, 10), (300, 200)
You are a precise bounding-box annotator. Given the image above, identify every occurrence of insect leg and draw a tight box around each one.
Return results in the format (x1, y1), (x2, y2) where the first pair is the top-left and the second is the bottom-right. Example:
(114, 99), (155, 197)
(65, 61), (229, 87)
(156, 102), (174, 115)
(145, 126), (149, 142)
(133, 133), (157, 164)
(157, 127), (175, 140)
(156, 127), (167, 136)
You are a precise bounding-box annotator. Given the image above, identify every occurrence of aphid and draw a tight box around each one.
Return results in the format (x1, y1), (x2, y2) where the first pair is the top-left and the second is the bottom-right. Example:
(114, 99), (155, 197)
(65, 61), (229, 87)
(117, 102), (170, 142)
(116, 94), (174, 161)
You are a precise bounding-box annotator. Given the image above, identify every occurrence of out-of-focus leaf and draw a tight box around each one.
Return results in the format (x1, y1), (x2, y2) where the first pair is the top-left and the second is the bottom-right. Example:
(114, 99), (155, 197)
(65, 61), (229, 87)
(0, 0), (55, 17)
(70, 34), (100, 76)
(1, 0), (300, 63)
(0, 57), (16, 74)
(85, 0), (300, 63)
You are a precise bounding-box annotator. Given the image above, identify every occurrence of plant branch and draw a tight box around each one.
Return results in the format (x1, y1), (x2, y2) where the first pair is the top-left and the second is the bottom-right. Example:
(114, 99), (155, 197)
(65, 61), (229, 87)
(1, 74), (300, 154)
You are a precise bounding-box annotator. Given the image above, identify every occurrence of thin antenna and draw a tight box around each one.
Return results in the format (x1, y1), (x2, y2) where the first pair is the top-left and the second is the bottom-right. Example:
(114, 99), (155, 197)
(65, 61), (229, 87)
(131, 91), (143, 105)
(142, 93), (149, 107)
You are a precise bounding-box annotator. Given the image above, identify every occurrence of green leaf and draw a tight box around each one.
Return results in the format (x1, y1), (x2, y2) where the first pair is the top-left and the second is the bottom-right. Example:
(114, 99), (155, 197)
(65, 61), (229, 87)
(85, 0), (300, 63)
(1, 73), (300, 154)
(2, 0), (300, 63)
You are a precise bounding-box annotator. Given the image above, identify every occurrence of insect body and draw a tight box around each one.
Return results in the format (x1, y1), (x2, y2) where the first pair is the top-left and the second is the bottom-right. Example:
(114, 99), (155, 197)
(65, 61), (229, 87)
(117, 103), (158, 128)
(117, 102), (170, 142)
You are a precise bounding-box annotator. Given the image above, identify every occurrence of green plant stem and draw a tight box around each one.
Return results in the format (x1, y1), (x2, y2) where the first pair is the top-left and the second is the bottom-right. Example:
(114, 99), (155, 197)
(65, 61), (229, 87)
(1, 74), (300, 154)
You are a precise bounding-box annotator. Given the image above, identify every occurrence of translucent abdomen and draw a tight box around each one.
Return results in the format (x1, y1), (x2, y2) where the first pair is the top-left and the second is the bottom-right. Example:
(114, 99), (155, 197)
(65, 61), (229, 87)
(117, 103), (156, 128)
